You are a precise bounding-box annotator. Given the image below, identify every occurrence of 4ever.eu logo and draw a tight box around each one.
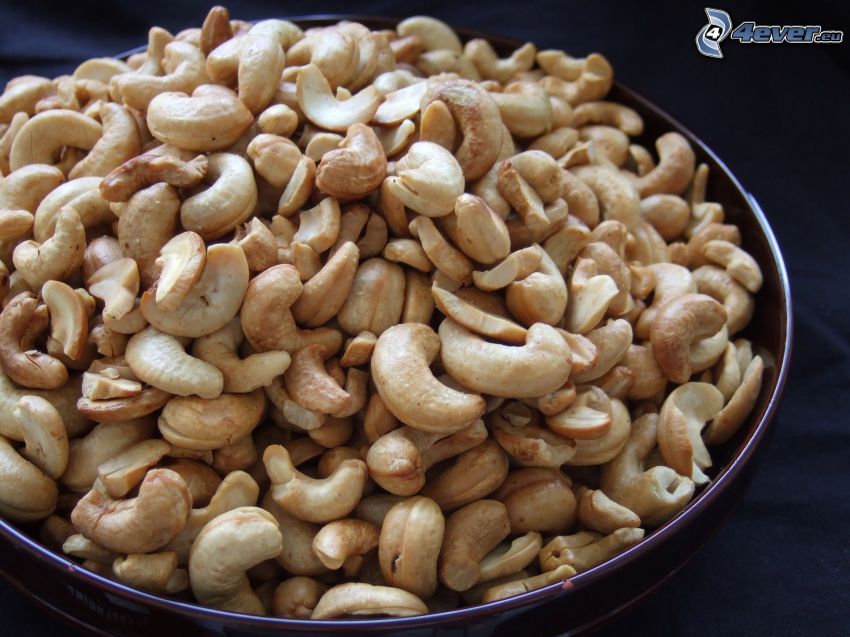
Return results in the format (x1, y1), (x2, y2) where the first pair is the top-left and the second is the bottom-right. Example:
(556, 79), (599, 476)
(696, 7), (844, 58)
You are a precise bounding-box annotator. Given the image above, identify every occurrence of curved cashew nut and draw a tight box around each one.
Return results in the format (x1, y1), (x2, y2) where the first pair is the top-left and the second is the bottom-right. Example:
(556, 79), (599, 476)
(494, 467), (576, 533)
(126, 326), (223, 399)
(164, 470), (259, 564)
(13, 206), (86, 288)
(261, 492), (328, 576)
(702, 239), (763, 293)
(571, 319), (633, 383)
(0, 75), (54, 123)
(421, 439), (509, 511)
(572, 164), (640, 230)
(650, 293), (727, 384)
(691, 265), (754, 336)
(264, 444), (367, 523)
(42, 279), (88, 360)
(572, 101), (643, 136)
(600, 413), (695, 526)
(634, 263), (696, 339)
(12, 395), (69, 479)
(540, 527), (644, 573)
(9, 109), (102, 172)
(420, 79), (502, 181)
(146, 85), (253, 152)
(116, 41), (209, 111)
(704, 355), (764, 445)
(366, 420), (487, 495)
(273, 577), (328, 618)
(657, 382), (724, 484)
(505, 246), (568, 326)
(284, 344), (352, 416)
(207, 30), (285, 114)
(576, 486), (641, 535)
(384, 141), (465, 217)
(478, 531), (543, 583)
(296, 64), (381, 132)
(115, 183), (180, 288)
(464, 39), (536, 82)
(371, 323), (486, 434)
(158, 389), (264, 450)
(71, 468), (191, 553)
(189, 506), (282, 615)
(0, 434), (57, 521)
(112, 551), (188, 595)
(292, 241), (360, 327)
(439, 318), (571, 398)
(180, 152), (257, 239)
(432, 286), (527, 344)
(397, 16), (462, 53)
(312, 582), (428, 619)
(316, 123), (387, 199)
(0, 164), (65, 227)
(240, 264), (342, 354)
(439, 499), (510, 592)
(313, 518), (380, 570)
(192, 319), (290, 393)
(0, 293), (67, 389)
(68, 102), (141, 179)
(631, 132), (695, 197)
(567, 396), (631, 466)
(378, 496), (445, 599)
(142, 243), (249, 338)
(100, 153), (207, 203)
(490, 81), (553, 139)
(640, 194), (690, 241)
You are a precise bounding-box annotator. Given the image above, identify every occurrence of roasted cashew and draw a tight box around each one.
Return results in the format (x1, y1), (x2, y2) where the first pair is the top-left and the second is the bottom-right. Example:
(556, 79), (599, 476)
(164, 470), (259, 563)
(316, 123), (387, 199)
(126, 326), (223, 399)
(189, 506), (282, 615)
(505, 246), (568, 326)
(572, 164), (640, 230)
(312, 582), (428, 619)
(379, 496), (445, 599)
(421, 439), (509, 511)
(490, 81), (553, 139)
(240, 264), (342, 354)
(657, 382), (724, 484)
(704, 355), (764, 445)
(481, 565), (574, 603)
(371, 323), (485, 434)
(100, 153), (207, 203)
(142, 243), (249, 338)
(116, 41), (209, 111)
(265, 444), (367, 523)
(180, 152), (257, 239)
(191, 319), (290, 393)
(273, 577), (328, 618)
(464, 39), (536, 83)
(313, 518), (380, 571)
(438, 499), (510, 592)
(420, 79), (502, 181)
(386, 141), (465, 217)
(0, 434), (57, 521)
(95, 438), (171, 498)
(9, 109), (102, 173)
(650, 293), (727, 384)
(71, 468), (191, 553)
(494, 467), (576, 533)
(438, 318), (571, 398)
(146, 85), (253, 152)
(540, 527), (644, 573)
(112, 551), (188, 595)
(158, 389), (264, 450)
(631, 132), (695, 197)
(13, 206), (86, 288)
(42, 280), (88, 360)
(576, 486), (641, 534)
(0, 293), (67, 389)
(297, 64), (381, 132)
(68, 102), (141, 179)
(600, 413), (695, 526)
(13, 394), (68, 479)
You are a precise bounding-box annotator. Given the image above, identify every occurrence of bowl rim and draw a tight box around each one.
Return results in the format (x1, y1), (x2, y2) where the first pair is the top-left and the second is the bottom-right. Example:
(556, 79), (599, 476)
(0, 13), (793, 632)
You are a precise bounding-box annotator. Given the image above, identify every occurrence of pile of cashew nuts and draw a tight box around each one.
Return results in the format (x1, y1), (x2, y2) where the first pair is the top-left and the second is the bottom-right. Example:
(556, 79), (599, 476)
(0, 7), (766, 619)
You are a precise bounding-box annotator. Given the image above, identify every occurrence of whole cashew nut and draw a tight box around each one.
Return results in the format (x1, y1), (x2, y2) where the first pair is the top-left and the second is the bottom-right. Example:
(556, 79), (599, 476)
(0, 434), (58, 522)
(71, 468), (191, 553)
(438, 318), (571, 398)
(311, 582), (428, 619)
(189, 506), (282, 615)
(0, 293), (67, 389)
(371, 323), (486, 434)
(9, 109), (102, 172)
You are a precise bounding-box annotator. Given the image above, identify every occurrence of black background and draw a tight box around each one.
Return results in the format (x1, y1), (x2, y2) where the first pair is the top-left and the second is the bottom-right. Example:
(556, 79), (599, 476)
(1, 0), (848, 635)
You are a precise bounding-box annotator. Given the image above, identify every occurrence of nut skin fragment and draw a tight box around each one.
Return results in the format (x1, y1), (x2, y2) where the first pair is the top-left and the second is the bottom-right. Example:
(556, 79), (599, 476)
(371, 323), (485, 434)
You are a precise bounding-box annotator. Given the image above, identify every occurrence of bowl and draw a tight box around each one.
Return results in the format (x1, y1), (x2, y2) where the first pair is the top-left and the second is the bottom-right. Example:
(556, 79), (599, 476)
(0, 15), (792, 637)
